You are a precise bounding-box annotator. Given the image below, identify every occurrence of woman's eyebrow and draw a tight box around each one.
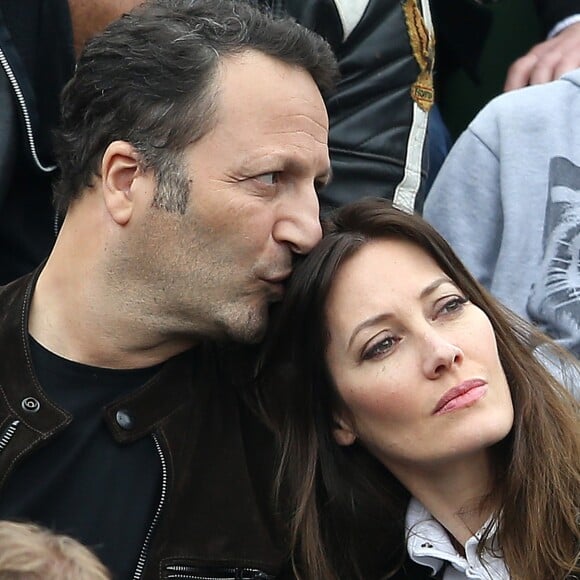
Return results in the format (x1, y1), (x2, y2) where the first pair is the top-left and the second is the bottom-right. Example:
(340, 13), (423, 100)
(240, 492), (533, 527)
(347, 277), (455, 349)
(419, 276), (455, 299)
(348, 312), (393, 350)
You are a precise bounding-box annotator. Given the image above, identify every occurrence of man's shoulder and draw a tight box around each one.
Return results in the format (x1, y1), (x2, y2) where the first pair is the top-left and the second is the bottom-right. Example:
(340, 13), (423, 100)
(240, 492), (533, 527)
(476, 72), (580, 129)
(0, 271), (36, 324)
(460, 74), (580, 155)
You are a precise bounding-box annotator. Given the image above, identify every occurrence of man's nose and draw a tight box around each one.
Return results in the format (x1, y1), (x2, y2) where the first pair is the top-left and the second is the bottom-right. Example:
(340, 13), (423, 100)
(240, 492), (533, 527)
(273, 186), (322, 254)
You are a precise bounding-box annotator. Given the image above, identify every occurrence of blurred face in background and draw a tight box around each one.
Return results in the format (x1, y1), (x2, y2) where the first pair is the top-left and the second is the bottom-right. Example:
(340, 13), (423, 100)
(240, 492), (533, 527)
(67, 0), (144, 58)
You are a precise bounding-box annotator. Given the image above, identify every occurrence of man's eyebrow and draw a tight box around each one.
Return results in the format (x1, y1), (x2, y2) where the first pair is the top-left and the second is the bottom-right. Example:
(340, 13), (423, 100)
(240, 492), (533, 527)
(239, 152), (331, 179)
(280, 155), (331, 177)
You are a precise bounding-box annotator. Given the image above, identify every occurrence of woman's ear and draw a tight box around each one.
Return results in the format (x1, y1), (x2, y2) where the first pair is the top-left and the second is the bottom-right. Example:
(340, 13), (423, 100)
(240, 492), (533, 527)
(332, 413), (357, 446)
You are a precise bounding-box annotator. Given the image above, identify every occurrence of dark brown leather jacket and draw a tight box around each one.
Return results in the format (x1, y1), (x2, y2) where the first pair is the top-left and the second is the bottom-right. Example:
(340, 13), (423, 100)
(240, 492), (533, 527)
(0, 267), (286, 580)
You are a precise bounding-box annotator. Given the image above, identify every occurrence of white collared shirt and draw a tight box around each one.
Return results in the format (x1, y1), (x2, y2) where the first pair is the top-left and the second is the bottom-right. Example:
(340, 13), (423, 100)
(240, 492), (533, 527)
(405, 498), (509, 580)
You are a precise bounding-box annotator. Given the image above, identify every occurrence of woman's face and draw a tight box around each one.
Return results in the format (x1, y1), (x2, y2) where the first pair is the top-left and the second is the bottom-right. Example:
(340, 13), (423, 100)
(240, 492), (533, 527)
(325, 239), (514, 479)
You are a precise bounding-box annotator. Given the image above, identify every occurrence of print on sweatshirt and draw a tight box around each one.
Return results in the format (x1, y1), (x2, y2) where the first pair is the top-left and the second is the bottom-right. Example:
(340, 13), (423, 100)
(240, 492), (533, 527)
(527, 155), (580, 356)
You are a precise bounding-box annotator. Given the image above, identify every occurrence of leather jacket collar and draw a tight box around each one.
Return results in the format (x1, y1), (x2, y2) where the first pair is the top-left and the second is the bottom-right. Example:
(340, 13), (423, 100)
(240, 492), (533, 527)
(0, 266), (195, 445)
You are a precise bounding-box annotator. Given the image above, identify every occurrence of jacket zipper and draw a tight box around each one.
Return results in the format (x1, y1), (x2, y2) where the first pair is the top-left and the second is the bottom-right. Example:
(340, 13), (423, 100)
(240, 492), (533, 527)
(0, 47), (56, 173)
(0, 419), (20, 452)
(132, 433), (168, 580)
(163, 564), (273, 579)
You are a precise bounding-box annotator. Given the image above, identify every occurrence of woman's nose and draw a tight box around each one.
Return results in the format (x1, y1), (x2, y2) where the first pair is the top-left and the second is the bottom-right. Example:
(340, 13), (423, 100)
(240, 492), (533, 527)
(421, 329), (464, 379)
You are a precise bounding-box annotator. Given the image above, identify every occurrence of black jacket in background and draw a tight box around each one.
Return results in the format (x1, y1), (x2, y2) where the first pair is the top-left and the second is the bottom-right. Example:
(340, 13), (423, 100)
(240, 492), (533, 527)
(534, 0), (580, 36)
(0, 0), (75, 285)
(433, 0), (580, 83)
(270, 0), (434, 213)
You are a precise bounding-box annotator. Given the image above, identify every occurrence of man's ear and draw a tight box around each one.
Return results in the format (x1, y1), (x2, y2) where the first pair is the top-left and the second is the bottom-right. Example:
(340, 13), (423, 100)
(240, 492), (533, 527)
(101, 140), (143, 226)
(332, 413), (357, 447)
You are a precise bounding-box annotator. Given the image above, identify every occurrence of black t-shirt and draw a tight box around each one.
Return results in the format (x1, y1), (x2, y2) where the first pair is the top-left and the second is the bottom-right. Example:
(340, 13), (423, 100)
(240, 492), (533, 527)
(0, 337), (162, 579)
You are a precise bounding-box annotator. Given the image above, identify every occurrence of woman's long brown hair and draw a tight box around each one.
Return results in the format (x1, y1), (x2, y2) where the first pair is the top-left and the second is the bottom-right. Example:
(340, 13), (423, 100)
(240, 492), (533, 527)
(256, 198), (580, 580)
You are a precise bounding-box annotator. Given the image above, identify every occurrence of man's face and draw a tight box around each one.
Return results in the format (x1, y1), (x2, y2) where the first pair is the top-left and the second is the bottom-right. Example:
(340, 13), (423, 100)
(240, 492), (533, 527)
(129, 50), (330, 344)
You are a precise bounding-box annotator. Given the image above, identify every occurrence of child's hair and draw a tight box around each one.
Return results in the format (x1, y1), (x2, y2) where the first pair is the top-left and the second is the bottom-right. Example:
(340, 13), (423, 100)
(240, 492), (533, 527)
(0, 520), (110, 579)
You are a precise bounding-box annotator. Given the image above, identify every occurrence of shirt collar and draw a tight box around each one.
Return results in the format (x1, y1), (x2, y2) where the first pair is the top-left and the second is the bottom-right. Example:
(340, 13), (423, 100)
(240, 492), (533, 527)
(405, 497), (507, 579)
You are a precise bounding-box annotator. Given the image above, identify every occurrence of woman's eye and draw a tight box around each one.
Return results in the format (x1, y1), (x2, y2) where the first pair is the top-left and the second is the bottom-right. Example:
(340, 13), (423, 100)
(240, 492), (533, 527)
(362, 335), (399, 361)
(254, 172), (279, 186)
(438, 296), (468, 316)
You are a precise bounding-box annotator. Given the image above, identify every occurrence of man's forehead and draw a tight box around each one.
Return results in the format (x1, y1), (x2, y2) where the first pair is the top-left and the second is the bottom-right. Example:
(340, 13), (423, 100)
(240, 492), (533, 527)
(196, 51), (328, 151)
(215, 50), (327, 119)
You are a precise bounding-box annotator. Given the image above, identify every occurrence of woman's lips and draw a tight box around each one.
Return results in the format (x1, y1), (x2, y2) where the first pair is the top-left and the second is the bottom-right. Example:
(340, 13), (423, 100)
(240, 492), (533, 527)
(433, 379), (488, 415)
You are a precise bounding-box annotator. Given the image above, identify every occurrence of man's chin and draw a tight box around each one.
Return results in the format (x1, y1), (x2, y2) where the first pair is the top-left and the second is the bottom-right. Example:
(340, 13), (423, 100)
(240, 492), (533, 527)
(224, 307), (269, 345)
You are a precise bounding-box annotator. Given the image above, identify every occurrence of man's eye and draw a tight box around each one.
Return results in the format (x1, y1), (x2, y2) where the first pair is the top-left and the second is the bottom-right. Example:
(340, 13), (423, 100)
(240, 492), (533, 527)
(254, 172), (279, 186)
(314, 180), (328, 194)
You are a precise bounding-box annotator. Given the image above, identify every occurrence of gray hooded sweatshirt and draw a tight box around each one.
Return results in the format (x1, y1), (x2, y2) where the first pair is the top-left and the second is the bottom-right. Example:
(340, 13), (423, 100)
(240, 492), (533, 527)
(424, 69), (580, 359)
